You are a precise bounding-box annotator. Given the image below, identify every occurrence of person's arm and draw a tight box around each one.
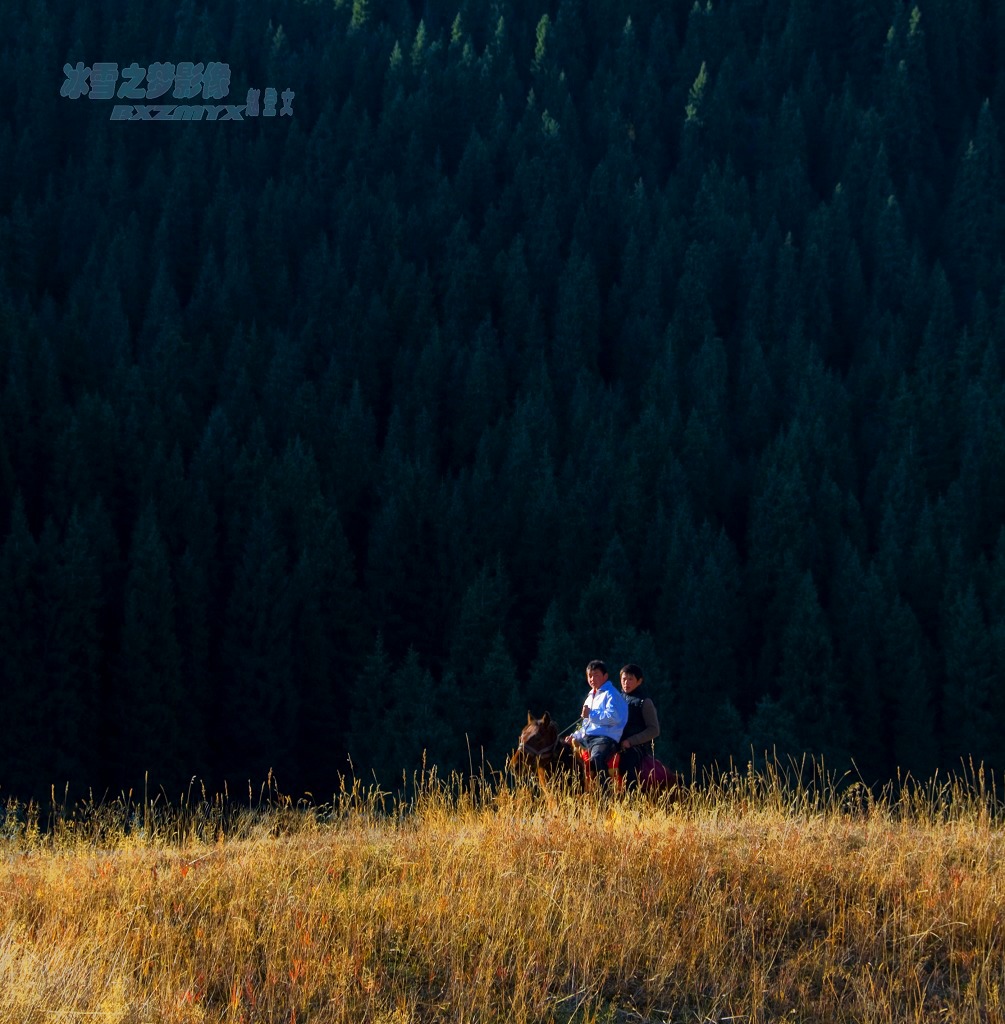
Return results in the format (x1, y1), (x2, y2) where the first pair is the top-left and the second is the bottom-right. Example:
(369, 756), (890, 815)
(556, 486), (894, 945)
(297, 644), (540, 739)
(622, 699), (660, 748)
(568, 691), (592, 742)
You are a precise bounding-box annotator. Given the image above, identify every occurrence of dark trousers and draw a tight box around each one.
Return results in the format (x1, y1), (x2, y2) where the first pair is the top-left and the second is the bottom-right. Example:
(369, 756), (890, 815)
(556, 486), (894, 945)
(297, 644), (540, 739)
(617, 744), (643, 783)
(581, 735), (618, 779)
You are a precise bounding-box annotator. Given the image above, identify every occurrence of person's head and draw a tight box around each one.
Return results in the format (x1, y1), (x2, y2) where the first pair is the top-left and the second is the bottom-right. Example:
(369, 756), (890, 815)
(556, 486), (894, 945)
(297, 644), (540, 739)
(620, 664), (644, 694)
(586, 659), (608, 690)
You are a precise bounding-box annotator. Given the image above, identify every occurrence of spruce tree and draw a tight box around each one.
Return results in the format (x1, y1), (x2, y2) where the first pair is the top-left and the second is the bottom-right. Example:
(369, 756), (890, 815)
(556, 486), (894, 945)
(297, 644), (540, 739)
(941, 579), (996, 767)
(41, 510), (102, 792)
(117, 502), (188, 791)
(0, 496), (44, 796)
(777, 570), (849, 763)
(221, 500), (297, 785)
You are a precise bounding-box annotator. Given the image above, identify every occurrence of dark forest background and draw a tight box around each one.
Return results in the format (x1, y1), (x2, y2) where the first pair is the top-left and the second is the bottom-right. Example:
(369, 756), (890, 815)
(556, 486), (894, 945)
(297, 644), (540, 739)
(1, 0), (1004, 799)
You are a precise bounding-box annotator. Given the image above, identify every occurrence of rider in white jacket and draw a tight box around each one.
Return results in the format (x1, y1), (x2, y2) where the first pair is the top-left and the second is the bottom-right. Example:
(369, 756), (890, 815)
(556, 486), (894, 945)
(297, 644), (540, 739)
(566, 660), (628, 779)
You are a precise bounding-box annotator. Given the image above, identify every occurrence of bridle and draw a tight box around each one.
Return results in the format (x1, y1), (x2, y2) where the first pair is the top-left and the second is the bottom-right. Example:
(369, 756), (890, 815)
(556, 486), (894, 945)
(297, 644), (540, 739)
(518, 730), (558, 759)
(518, 717), (581, 761)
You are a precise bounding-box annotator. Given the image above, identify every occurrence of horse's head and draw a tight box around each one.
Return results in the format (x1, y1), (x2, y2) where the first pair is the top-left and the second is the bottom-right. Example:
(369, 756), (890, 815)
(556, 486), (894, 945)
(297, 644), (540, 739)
(517, 711), (560, 763)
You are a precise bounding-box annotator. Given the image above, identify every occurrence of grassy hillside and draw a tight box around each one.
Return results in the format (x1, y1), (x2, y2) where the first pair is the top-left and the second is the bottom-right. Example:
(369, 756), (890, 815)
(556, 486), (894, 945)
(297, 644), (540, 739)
(2, 765), (1003, 1023)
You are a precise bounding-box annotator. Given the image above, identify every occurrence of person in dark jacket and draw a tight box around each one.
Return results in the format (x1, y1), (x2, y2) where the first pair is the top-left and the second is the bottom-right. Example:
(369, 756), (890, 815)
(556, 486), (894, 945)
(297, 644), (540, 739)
(617, 663), (660, 785)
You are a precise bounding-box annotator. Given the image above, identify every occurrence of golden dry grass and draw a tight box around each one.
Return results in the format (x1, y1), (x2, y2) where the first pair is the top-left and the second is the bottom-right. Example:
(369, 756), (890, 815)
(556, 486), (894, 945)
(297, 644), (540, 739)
(1, 761), (1005, 1024)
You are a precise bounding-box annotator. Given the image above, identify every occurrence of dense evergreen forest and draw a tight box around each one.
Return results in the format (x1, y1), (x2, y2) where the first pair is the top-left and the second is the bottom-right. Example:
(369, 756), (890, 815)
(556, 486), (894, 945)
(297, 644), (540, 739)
(1, 0), (1004, 799)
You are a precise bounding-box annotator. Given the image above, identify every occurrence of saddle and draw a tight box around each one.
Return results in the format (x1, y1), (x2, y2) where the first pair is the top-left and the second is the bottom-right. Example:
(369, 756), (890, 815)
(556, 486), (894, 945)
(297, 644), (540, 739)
(576, 747), (673, 790)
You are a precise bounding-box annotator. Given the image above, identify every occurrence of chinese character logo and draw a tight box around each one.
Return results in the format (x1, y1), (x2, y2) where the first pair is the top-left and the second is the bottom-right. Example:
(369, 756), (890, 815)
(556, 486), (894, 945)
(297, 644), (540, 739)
(60, 62), (294, 122)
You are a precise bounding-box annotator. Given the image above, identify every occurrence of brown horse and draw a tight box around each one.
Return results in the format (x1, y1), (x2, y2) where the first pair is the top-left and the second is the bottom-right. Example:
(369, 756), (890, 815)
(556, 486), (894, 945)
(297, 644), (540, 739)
(511, 711), (580, 778)
(512, 712), (686, 798)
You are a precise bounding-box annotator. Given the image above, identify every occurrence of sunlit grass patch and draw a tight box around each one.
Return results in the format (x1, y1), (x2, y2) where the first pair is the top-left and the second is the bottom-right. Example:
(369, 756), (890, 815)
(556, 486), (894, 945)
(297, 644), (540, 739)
(0, 759), (1002, 1022)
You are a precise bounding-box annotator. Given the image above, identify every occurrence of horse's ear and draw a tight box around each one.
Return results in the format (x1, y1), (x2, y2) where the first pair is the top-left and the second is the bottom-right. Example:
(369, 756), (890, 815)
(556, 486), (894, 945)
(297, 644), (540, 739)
(542, 712), (551, 725)
(527, 711), (534, 725)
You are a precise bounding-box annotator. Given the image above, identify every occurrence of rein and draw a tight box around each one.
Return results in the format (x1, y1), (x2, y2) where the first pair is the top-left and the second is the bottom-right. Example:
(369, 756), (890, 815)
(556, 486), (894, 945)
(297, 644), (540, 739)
(557, 717), (583, 739)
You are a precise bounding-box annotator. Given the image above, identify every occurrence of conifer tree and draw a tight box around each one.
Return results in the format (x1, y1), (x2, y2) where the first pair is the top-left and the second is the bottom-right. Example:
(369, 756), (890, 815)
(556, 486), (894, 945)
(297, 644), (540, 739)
(946, 101), (1003, 307)
(41, 510), (102, 791)
(553, 240), (601, 384)
(117, 502), (188, 790)
(449, 560), (512, 687)
(221, 500), (297, 784)
(830, 538), (887, 778)
(674, 526), (742, 764)
(345, 634), (393, 777)
(470, 632), (523, 766)
(777, 570), (849, 763)
(292, 505), (360, 787)
(526, 601), (580, 720)
(941, 579), (996, 766)
(383, 648), (453, 782)
(0, 496), (44, 795)
(885, 594), (938, 778)
(879, 5), (937, 193)
(572, 572), (631, 665)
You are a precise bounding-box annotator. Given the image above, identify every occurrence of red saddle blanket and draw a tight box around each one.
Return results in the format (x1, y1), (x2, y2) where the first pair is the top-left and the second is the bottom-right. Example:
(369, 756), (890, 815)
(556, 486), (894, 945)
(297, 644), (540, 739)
(579, 749), (673, 789)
